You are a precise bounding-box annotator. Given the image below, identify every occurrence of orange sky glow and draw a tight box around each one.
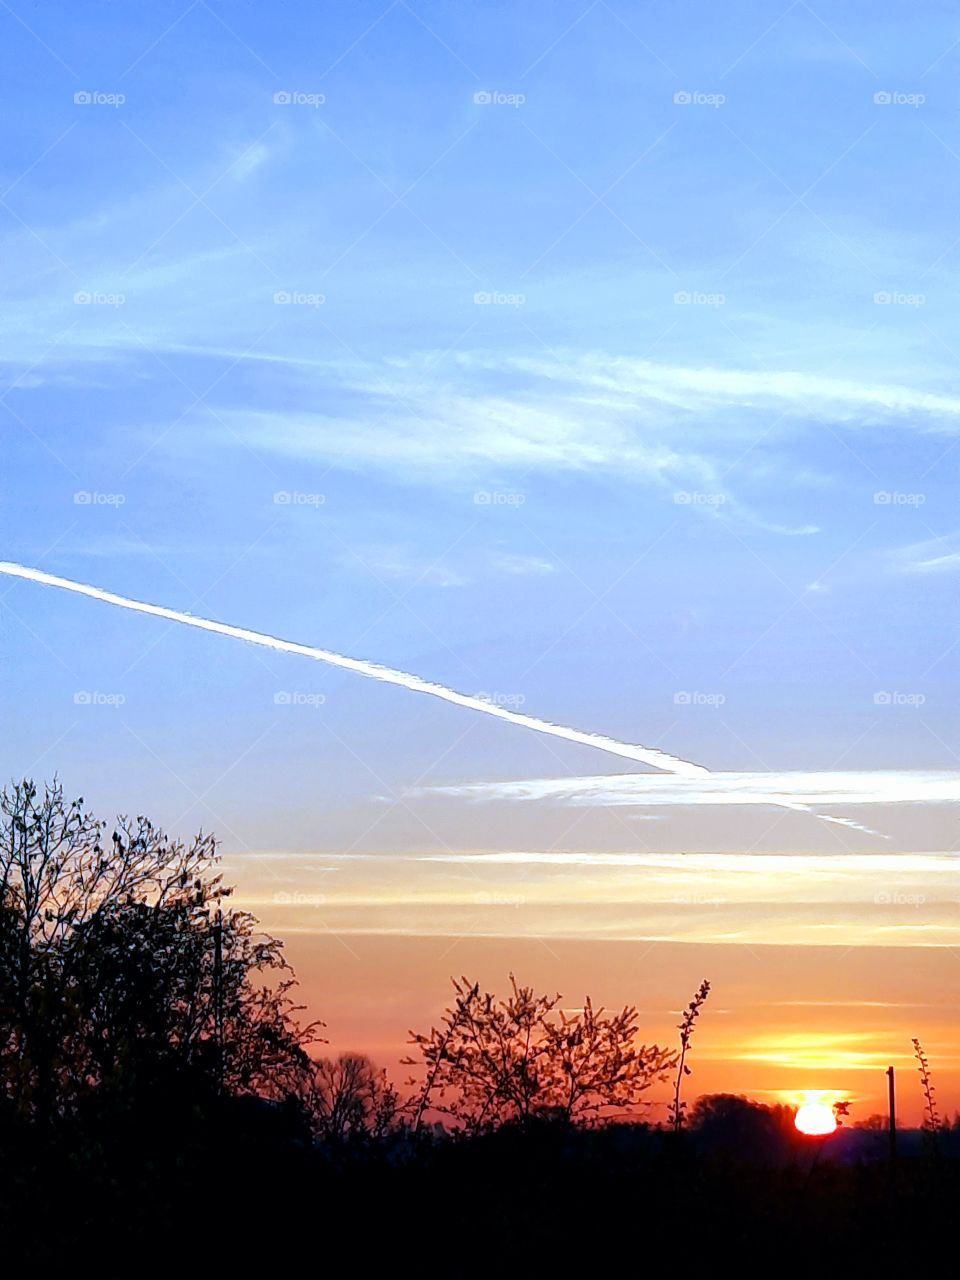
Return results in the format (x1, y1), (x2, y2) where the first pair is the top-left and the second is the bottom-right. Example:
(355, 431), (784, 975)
(230, 850), (960, 1127)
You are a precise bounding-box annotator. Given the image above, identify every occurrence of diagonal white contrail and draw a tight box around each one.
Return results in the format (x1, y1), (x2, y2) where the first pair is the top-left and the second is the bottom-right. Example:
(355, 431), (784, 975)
(0, 560), (886, 836)
(0, 561), (708, 777)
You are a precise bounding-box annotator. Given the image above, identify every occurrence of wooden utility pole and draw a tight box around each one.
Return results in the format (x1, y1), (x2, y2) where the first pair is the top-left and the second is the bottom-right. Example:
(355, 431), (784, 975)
(886, 1065), (897, 1158)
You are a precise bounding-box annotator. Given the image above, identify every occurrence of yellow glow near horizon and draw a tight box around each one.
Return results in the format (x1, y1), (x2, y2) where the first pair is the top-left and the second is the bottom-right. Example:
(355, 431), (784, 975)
(775, 1087), (850, 1108)
(730, 1032), (893, 1073)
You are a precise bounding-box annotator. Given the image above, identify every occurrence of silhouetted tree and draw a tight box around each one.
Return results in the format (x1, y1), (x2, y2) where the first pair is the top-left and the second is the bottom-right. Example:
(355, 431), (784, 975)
(304, 1052), (400, 1143)
(0, 778), (321, 1122)
(854, 1113), (887, 1130)
(689, 1093), (797, 1162)
(404, 974), (675, 1133)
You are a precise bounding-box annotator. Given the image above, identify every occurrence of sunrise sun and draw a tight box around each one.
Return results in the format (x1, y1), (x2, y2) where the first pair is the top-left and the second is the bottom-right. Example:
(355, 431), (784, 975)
(794, 1101), (838, 1137)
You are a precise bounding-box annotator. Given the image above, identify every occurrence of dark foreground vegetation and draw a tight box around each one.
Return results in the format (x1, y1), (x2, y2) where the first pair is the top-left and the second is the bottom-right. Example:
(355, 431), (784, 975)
(6, 1101), (960, 1272)
(2, 780), (956, 1273)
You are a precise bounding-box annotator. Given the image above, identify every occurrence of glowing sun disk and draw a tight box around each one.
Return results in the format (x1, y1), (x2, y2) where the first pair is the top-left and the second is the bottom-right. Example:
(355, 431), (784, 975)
(795, 1102), (837, 1136)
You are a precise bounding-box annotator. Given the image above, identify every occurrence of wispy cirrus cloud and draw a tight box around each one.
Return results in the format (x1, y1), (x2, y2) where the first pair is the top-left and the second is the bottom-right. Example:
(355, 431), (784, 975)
(205, 368), (800, 534)
(215, 352), (960, 485)
(182, 346), (960, 540)
(345, 544), (469, 588)
(489, 552), (557, 576)
(342, 545), (556, 587)
(893, 533), (960, 575)
(416, 769), (960, 812)
(484, 352), (960, 430)
(228, 848), (960, 948)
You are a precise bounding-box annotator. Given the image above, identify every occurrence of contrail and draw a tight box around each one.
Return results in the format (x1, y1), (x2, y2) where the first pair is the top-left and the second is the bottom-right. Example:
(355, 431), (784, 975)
(0, 561), (887, 836)
(753, 797), (885, 839)
(0, 561), (708, 777)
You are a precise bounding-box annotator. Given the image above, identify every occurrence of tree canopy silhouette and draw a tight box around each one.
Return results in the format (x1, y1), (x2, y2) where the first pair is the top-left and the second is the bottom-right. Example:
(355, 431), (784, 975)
(404, 974), (676, 1133)
(0, 777), (321, 1123)
(302, 1052), (401, 1143)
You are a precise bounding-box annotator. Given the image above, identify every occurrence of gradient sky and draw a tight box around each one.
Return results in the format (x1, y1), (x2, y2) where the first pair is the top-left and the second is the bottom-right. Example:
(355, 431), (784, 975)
(1, 0), (958, 1122)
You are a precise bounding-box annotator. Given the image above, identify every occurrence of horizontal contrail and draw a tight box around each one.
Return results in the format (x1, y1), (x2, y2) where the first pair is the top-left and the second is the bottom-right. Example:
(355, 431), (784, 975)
(0, 561), (708, 777)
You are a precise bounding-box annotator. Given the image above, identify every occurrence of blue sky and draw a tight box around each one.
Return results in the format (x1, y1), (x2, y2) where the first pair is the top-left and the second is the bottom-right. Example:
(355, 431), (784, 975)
(1, 0), (958, 885)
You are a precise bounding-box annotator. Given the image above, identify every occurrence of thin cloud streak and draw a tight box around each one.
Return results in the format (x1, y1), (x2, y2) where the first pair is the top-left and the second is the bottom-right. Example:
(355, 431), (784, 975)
(231, 846), (960, 948)
(419, 769), (960, 817)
